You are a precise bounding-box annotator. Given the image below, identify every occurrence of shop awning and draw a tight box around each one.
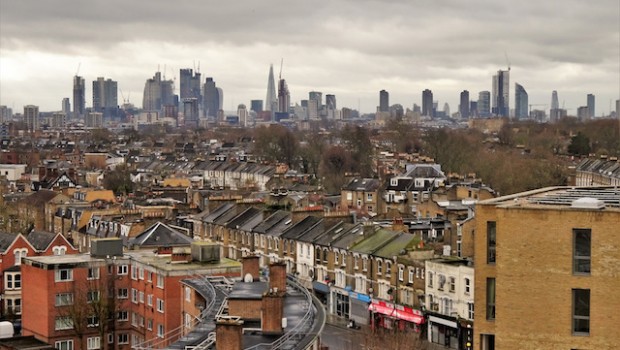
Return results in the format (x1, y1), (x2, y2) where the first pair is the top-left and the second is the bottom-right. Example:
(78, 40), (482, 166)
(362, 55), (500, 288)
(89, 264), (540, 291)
(369, 303), (425, 324)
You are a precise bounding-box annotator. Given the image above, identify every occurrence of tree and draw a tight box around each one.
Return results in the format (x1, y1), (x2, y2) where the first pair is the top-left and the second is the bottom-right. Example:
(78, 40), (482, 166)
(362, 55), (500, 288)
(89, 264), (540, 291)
(103, 165), (134, 195)
(567, 132), (591, 156)
(340, 125), (374, 177)
(320, 145), (352, 193)
(253, 125), (299, 167)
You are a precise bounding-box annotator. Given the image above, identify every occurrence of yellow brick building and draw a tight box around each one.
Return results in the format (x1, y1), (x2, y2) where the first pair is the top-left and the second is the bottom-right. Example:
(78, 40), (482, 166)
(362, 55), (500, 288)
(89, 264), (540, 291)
(474, 187), (620, 350)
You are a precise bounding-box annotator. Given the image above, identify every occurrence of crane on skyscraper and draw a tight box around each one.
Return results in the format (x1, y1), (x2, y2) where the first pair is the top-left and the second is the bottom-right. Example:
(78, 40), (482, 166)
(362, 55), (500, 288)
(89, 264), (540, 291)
(279, 58), (284, 80)
(504, 51), (511, 71)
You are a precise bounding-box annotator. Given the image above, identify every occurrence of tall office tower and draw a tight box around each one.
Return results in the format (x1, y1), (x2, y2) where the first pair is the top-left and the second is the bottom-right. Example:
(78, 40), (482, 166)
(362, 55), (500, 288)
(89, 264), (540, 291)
(515, 83), (529, 120)
(61, 98), (71, 116)
(325, 94), (336, 110)
(443, 103), (450, 117)
(85, 112), (103, 128)
(203, 77), (221, 118)
(72, 75), (85, 119)
(180, 69), (202, 104)
(250, 100), (263, 113)
(143, 71), (176, 112)
(265, 64), (277, 113)
(92, 77), (118, 119)
(459, 90), (470, 119)
(379, 90), (389, 112)
(0, 106), (10, 123)
(237, 104), (249, 127)
(308, 91), (322, 119)
(277, 79), (290, 113)
(587, 94), (595, 118)
(577, 106), (589, 121)
(23, 105), (39, 132)
(182, 98), (199, 127)
(422, 89), (434, 117)
(492, 69), (510, 117)
(470, 101), (478, 118)
(551, 90), (559, 110)
(478, 91), (491, 117)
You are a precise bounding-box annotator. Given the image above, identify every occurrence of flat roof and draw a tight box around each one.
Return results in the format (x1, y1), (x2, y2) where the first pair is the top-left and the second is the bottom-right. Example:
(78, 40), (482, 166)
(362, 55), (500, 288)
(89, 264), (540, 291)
(478, 186), (620, 211)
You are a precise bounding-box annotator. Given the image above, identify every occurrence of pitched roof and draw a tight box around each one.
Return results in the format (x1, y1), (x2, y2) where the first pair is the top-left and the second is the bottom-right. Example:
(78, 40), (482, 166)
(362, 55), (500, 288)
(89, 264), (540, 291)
(0, 231), (17, 252)
(26, 230), (56, 251)
(18, 190), (62, 207)
(129, 222), (193, 248)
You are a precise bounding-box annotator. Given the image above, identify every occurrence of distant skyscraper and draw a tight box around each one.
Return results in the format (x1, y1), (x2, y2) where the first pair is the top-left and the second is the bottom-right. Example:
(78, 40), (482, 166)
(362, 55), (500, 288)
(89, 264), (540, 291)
(72, 75), (85, 119)
(379, 90), (389, 112)
(616, 99), (620, 119)
(92, 77), (118, 119)
(459, 90), (470, 119)
(237, 104), (249, 127)
(325, 94), (336, 110)
(514, 83), (528, 120)
(0, 106), (11, 123)
(180, 69), (202, 106)
(142, 71), (175, 112)
(277, 79), (290, 114)
(182, 98), (199, 127)
(250, 100), (263, 113)
(265, 64), (277, 113)
(587, 94), (595, 118)
(443, 103), (450, 117)
(478, 91), (491, 117)
(422, 89), (434, 117)
(308, 91), (322, 119)
(203, 77), (221, 118)
(551, 91), (559, 110)
(85, 112), (103, 128)
(470, 101), (478, 118)
(23, 105), (39, 132)
(577, 106), (589, 121)
(492, 69), (510, 117)
(62, 98), (71, 116)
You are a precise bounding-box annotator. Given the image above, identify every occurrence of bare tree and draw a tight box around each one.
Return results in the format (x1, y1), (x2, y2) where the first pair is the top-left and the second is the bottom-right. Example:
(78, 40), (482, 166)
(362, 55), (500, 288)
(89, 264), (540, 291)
(363, 327), (428, 350)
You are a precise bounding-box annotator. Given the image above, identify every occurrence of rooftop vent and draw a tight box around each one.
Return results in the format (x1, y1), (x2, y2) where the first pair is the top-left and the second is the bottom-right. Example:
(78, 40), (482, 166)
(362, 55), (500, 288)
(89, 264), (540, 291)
(571, 197), (605, 210)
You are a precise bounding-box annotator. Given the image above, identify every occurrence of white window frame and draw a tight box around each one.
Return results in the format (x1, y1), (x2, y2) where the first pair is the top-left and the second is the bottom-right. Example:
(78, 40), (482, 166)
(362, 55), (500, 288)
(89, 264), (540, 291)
(55, 269), (73, 282)
(156, 274), (164, 288)
(87, 336), (100, 350)
(398, 266), (404, 281)
(56, 293), (74, 306)
(5, 272), (21, 290)
(117, 265), (128, 275)
(408, 269), (414, 283)
(87, 267), (100, 280)
(157, 298), (164, 313)
(55, 316), (74, 330)
(55, 340), (74, 350)
(157, 324), (164, 338)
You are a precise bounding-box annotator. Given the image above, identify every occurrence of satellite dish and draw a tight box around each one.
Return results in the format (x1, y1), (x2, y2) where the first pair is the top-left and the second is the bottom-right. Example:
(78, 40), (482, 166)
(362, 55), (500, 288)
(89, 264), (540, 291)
(244, 273), (253, 283)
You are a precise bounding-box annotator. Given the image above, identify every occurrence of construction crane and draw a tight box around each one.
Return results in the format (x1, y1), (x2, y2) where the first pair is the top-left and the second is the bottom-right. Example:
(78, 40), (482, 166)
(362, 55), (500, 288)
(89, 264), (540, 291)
(75, 63), (81, 76)
(279, 58), (284, 80)
(529, 104), (547, 115)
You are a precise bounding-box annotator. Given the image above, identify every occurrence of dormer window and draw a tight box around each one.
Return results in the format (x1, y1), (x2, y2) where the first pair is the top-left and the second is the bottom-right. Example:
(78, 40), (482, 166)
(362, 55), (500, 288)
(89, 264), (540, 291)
(390, 178), (398, 186)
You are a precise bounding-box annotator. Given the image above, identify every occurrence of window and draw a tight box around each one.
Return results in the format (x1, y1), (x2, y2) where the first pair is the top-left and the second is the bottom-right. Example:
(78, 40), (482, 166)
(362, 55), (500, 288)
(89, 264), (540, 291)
(573, 229), (591, 275)
(87, 290), (100, 303)
(487, 221), (496, 264)
(117, 265), (128, 275)
(449, 276), (456, 293)
(5, 272), (21, 290)
(157, 324), (164, 338)
(408, 269), (414, 283)
(398, 266), (404, 281)
(157, 298), (164, 313)
(6, 298), (21, 314)
(55, 340), (74, 350)
(486, 278), (496, 320)
(87, 315), (99, 327)
(131, 265), (138, 279)
(428, 272), (433, 287)
(468, 302), (474, 320)
(55, 269), (73, 282)
(464, 278), (471, 294)
(377, 260), (382, 275)
(147, 319), (153, 330)
(334, 252), (339, 265)
(87, 267), (100, 280)
(341, 252), (346, 266)
(362, 258), (368, 271)
(147, 294), (153, 306)
(118, 334), (129, 344)
(386, 262), (392, 274)
(117, 288), (128, 299)
(55, 316), (74, 330)
(53, 246), (67, 255)
(56, 293), (74, 306)
(138, 267), (144, 280)
(139, 291), (144, 303)
(147, 271), (152, 282)
(87, 337), (100, 350)
(366, 193), (373, 202)
(156, 274), (164, 288)
(354, 257), (359, 270)
(572, 289), (590, 335)
(131, 288), (138, 303)
(117, 310), (128, 321)
(185, 286), (191, 302)
(13, 248), (27, 266)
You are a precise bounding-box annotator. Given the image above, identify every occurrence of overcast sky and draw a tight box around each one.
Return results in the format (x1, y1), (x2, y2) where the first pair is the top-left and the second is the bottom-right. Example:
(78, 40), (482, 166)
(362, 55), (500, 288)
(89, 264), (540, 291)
(1, 0), (619, 115)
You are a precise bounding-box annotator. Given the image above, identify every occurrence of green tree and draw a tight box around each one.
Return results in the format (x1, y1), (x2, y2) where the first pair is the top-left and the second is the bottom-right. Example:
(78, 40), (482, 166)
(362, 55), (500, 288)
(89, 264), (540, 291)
(340, 125), (374, 177)
(567, 132), (591, 156)
(103, 165), (134, 195)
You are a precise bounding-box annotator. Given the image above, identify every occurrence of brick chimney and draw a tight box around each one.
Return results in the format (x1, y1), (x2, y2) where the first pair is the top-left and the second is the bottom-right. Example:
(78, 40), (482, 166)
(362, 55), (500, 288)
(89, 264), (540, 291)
(216, 319), (244, 350)
(242, 255), (260, 282)
(262, 290), (285, 335)
(269, 262), (287, 293)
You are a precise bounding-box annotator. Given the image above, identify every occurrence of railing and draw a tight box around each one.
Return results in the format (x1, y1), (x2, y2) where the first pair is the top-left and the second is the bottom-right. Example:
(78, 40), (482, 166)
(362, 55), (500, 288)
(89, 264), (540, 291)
(245, 275), (321, 350)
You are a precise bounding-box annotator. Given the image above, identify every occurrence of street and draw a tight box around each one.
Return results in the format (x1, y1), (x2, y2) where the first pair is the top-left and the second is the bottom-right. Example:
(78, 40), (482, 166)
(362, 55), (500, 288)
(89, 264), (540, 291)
(319, 323), (364, 350)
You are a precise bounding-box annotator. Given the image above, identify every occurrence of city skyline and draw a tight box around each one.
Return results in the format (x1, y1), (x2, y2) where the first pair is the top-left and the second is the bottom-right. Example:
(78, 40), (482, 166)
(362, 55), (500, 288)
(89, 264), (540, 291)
(1, 0), (619, 115)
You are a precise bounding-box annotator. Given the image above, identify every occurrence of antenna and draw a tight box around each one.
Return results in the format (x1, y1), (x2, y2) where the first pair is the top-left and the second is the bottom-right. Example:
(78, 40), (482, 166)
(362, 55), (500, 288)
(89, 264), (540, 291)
(163, 65), (166, 80)
(504, 51), (511, 71)
(279, 58), (283, 80)
(76, 63), (81, 76)
(197, 61), (200, 73)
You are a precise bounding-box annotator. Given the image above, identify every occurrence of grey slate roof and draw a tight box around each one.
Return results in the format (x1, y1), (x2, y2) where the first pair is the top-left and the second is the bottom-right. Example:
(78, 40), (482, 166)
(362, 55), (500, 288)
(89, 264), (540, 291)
(26, 230), (56, 251)
(252, 211), (292, 236)
(129, 222), (193, 247)
(0, 231), (16, 252)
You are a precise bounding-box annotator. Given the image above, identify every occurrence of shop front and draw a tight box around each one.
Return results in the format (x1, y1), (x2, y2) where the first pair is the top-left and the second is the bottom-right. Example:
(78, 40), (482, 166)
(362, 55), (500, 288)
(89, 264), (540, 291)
(348, 291), (372, 325)
(369, 300), (425, 332)
(312, 280), (329, 305)
(331, 288), (350, 319)
(428, 315), (458, 349)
